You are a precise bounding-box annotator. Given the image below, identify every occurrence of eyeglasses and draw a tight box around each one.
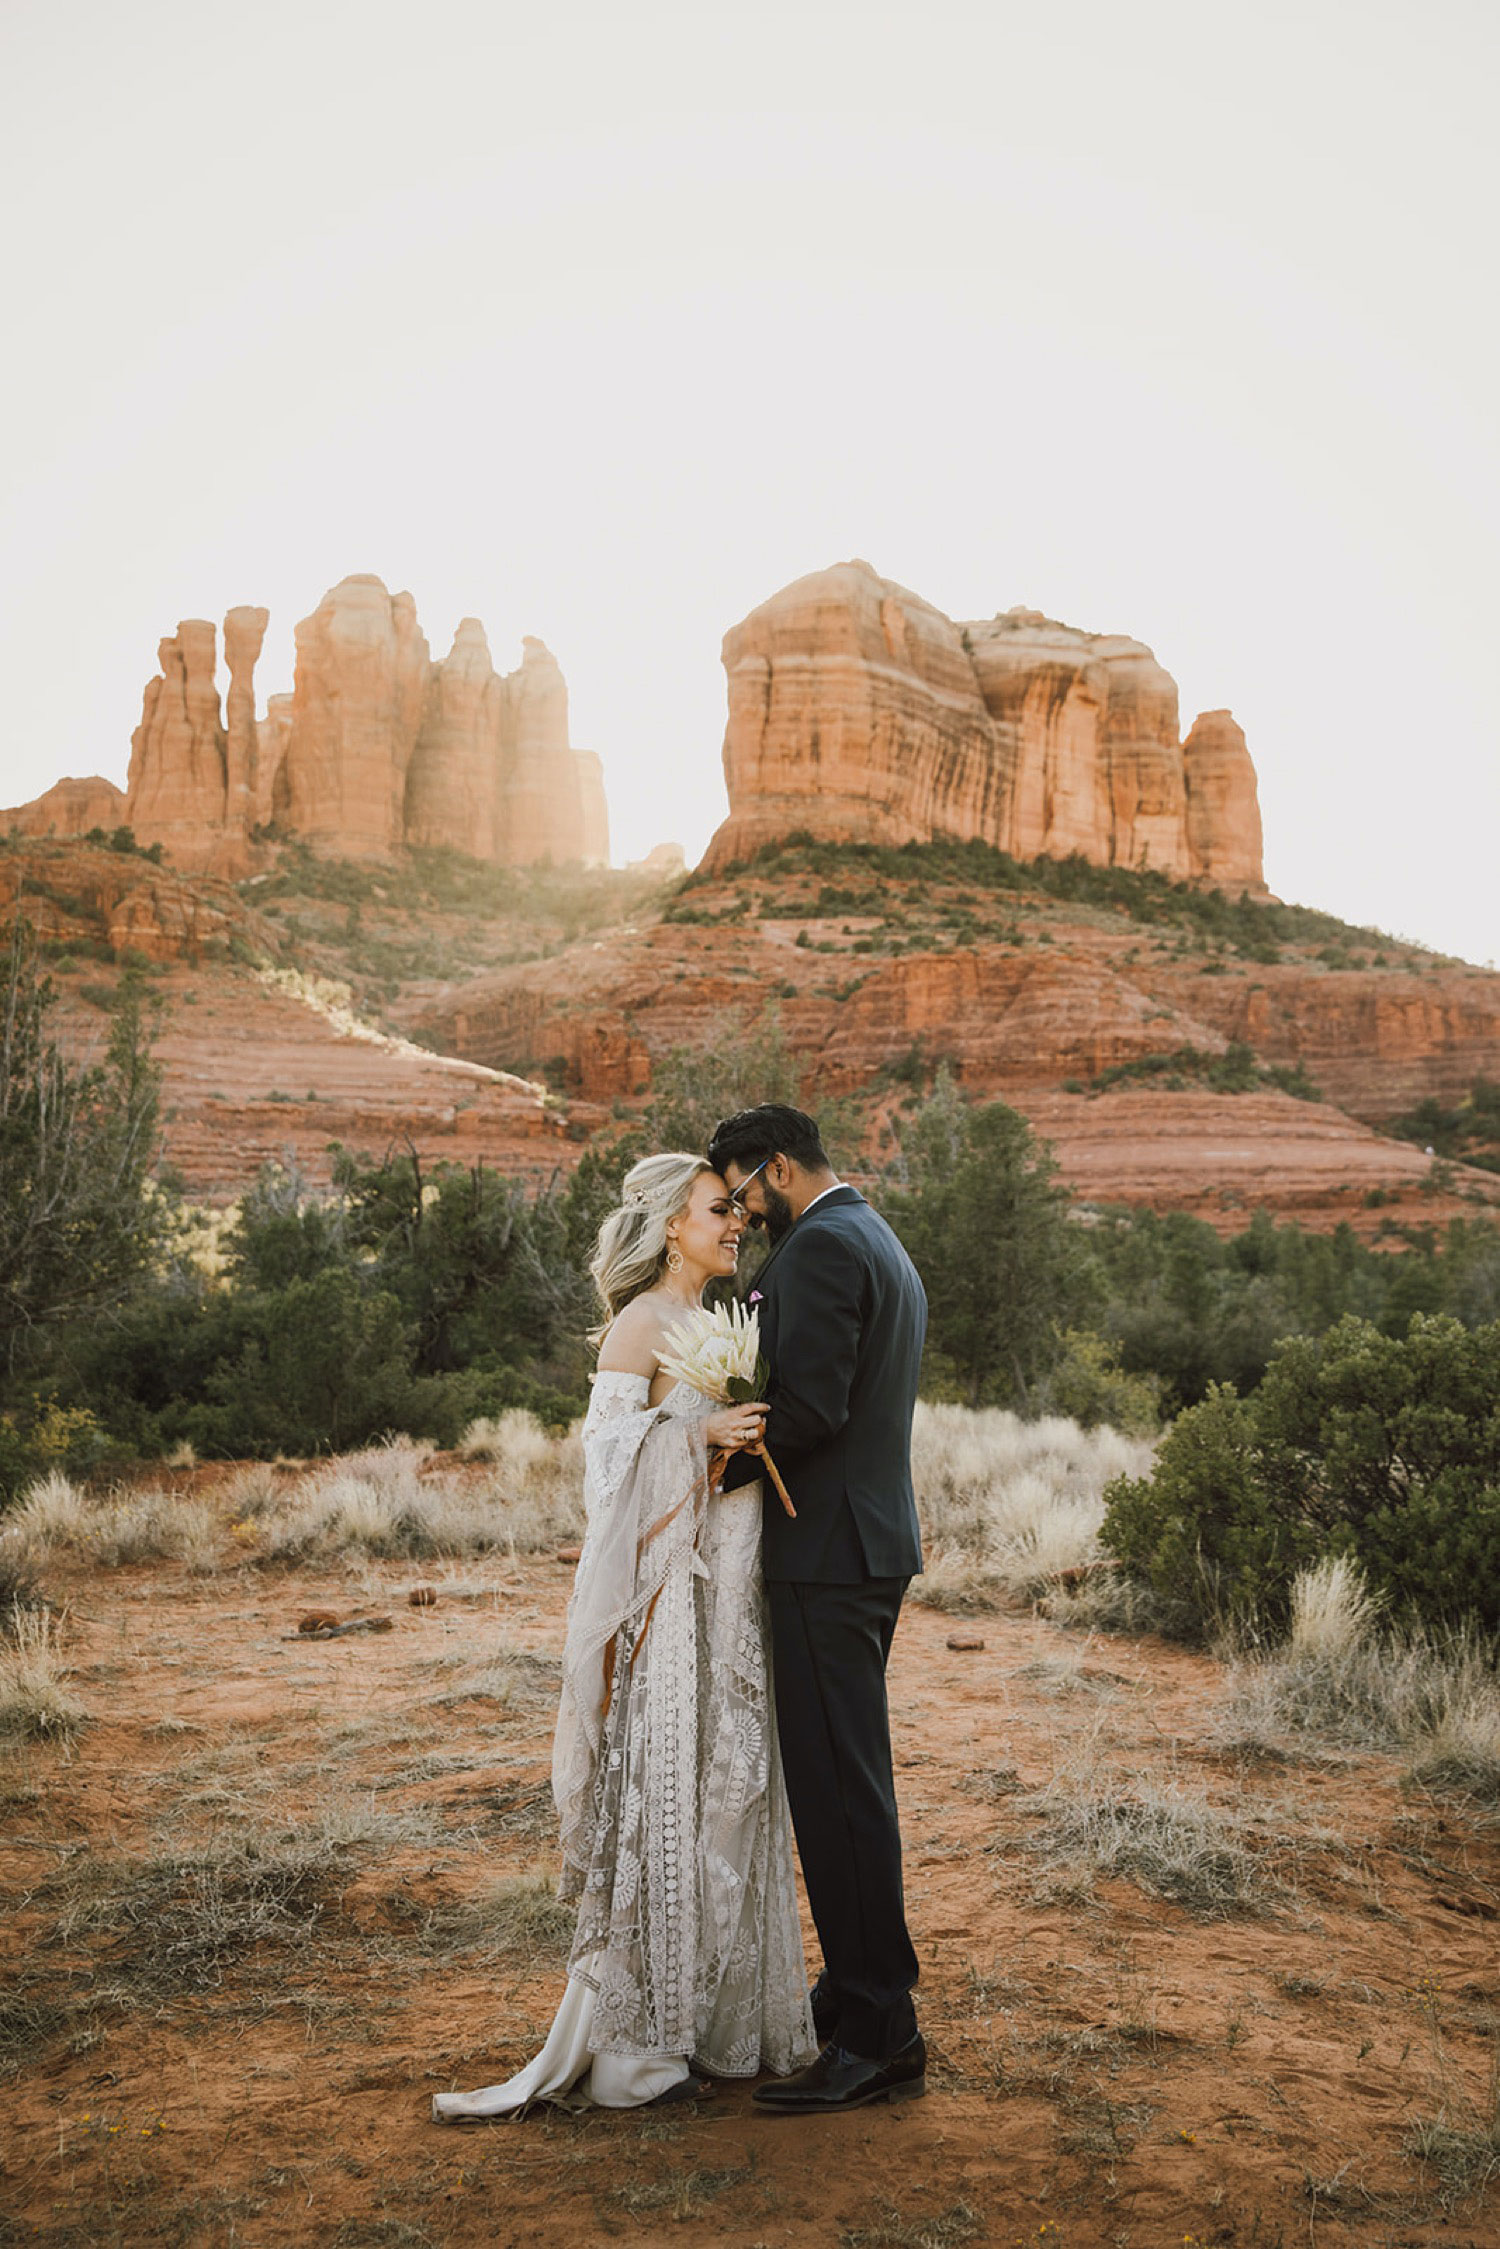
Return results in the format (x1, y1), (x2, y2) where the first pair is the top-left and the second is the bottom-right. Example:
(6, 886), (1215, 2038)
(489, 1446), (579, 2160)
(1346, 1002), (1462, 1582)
(727, 1156), (772, 1214)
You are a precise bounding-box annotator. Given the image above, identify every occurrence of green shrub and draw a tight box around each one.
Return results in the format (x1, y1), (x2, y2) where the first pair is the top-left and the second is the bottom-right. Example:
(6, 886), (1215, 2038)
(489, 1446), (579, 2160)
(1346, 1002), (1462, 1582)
(1085, 1041), (1322, 1102)
(1102, 1316), (1500, 1636)
(1100, 1384), (1316, 1633)
(1384, 1076), (1500, 1174)
(0, 1400), (109, 1505)
(1035, 1329), (1162, 1436)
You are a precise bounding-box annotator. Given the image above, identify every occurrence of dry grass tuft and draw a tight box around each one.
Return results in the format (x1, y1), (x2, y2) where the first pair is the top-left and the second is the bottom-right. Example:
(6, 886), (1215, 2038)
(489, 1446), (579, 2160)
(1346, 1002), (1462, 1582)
(0, 1986), (76, 2072)
(58, 1843), (334, 1997)
(253, 1422), (585, 1563)
(1017, 1731), (1273, 1916)
(0, 1604), (87, 1741)
(1, 1472), (221, 1572)
(840, 2204), (984, 2249)
(909, 1404), (1154, 1613)
(456, 1409), (556, 1471)
(438, 1648), (562, 1710)
(1222, 1559), (1500, 1802)
(1405, 2057), (1500, 2210)
(408, 1874), (574, 1962)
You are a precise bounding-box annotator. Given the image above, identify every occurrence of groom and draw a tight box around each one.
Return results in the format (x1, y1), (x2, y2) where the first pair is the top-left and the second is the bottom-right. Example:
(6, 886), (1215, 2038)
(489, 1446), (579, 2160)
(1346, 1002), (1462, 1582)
(706, 1104), (928, 2113)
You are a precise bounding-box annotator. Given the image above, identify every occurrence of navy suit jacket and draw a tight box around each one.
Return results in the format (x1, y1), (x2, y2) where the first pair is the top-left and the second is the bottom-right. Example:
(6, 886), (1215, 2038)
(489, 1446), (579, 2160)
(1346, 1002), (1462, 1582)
(727, 1185), (927, 1583)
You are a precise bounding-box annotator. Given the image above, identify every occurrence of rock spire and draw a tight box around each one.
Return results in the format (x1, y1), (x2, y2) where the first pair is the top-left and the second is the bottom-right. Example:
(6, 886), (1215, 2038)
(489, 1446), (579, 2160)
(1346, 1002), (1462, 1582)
(100, 576), (608, 872)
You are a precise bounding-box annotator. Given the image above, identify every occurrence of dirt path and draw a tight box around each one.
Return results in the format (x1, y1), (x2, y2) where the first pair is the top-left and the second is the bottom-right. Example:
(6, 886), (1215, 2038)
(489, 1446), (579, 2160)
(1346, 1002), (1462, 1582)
(3, 1552), (1498, 2247)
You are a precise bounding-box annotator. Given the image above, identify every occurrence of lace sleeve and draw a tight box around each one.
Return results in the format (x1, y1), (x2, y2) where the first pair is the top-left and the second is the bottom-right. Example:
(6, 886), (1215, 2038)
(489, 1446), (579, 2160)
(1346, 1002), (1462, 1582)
(580, 1370), (662, 1521)
(554, 1372), (709, 1876)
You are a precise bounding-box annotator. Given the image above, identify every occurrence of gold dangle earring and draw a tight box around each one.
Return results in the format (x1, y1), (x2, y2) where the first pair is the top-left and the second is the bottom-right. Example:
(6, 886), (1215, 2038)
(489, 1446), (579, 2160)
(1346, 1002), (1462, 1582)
(665, 1230), (684, 1275)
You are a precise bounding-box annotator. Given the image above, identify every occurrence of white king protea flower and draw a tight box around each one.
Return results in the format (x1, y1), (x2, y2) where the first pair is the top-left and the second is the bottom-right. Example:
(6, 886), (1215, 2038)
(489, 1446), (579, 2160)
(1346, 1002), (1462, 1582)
(657, 1300), (795, 1516)
(658, 1299), (767, 1404)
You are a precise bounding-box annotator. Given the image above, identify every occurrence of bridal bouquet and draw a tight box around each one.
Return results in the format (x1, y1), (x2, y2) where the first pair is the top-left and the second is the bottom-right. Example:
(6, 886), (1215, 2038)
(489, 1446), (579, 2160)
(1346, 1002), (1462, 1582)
(659, 1300), (796, 1517)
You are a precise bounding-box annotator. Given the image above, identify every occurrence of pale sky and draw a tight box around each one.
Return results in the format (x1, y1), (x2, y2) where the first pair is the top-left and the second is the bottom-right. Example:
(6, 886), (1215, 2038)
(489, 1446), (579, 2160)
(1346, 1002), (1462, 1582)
(2, 0), (1496, 963)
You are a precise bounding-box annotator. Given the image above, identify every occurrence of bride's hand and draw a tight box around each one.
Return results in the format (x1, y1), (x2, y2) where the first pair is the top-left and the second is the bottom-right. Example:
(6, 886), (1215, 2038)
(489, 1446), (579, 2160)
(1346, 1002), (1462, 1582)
(705, 1402), (768, 1452)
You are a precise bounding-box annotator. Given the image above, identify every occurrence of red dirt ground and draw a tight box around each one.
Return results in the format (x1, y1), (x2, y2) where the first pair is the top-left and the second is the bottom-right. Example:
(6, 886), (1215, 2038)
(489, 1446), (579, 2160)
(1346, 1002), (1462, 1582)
(4, 1514), (1498, 2248)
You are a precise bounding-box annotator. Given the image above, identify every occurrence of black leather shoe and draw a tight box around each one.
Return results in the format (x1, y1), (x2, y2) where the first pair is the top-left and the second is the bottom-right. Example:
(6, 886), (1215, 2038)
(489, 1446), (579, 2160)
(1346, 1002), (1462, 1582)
(753, 2034), (926, 2113)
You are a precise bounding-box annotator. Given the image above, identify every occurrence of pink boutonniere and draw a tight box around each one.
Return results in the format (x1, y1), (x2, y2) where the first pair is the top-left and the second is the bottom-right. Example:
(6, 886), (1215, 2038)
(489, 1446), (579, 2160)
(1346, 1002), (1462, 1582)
(748, 1290), (764, 1305)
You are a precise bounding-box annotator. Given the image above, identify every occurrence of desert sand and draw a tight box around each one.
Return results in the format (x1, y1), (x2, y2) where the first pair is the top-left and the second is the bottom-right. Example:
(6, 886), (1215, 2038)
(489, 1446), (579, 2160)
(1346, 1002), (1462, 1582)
(4, 1466), (1497, 2246)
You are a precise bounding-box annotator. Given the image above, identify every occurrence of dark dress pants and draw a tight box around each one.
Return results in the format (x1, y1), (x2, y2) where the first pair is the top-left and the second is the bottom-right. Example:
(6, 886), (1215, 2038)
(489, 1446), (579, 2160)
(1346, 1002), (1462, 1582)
(766, 1575), (919, 2060)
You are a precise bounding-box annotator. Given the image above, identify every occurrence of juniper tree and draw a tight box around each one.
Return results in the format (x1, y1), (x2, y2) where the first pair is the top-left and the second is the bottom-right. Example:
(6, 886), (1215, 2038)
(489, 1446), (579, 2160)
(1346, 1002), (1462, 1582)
(0, 918), (166, 1381)
(883, 1072), (1094, 1407)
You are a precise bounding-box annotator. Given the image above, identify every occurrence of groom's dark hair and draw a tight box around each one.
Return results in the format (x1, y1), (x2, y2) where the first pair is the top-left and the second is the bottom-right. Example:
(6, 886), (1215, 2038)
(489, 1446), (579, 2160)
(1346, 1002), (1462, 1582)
(708, 1104), (830, 1176)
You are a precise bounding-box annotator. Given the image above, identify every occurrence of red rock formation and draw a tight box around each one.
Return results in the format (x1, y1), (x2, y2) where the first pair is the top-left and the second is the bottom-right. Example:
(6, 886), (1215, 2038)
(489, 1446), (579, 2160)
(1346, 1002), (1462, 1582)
(0, 839), (275, 964)
(405, 619), (504, 858)
(703, 563), (1265, 892)
(1146, 961), (1500, 1117)
(406, 901), (1500, 1235)
(575, 752), (610, 867)
(278, 577), (431, 856)
(257, 695), (295, 829)
(126, 620), (230, 867)
(1, 775), (127, 837)
(1183, 710), (1264, 890)
(628, 841), (686, 880)
(501, 637), (584, 865)
(24, 577), (611, 874)
(223, 606), (269, 843)
(965, 614), (1111, 864)
(711, 562), (1006, 866)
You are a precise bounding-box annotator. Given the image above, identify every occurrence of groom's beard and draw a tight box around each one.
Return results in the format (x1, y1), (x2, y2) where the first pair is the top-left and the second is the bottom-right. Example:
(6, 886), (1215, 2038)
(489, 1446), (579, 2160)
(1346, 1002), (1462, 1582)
(759, 1182), (796, 1243)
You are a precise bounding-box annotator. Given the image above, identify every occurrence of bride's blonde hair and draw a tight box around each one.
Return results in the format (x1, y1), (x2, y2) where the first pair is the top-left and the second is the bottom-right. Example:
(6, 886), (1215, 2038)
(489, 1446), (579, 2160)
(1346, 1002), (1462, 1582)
(589, 1152), (713, 1338)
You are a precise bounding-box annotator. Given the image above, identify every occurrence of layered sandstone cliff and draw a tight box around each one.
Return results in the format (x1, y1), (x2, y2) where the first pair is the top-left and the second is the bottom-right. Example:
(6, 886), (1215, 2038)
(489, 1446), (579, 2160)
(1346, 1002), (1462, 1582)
(85, 576), (608, 872)
(278, 578), (432, 856)
(1, 774), (127, 838)
(404, 619), (506, 860)
(703, 562), (1265, 890)
(126, 620), (237, 871)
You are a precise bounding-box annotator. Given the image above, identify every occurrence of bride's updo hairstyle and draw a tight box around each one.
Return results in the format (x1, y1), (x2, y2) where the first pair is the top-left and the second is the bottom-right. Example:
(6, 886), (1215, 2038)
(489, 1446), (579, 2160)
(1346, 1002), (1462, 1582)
(589, 1152), (712, 1337)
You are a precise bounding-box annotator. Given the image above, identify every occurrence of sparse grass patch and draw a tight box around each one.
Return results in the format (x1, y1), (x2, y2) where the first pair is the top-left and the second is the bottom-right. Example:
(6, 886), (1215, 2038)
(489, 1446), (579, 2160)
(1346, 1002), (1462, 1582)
(251, 1423), (585, 1563)
(53, 1841), (336, 1997)
(30, 1798), (447, 2028)
(1026, 1782), (1269, 1912)
(331, 2223), (439, 2249)
(1, 1472), (221, 1572)
(1058, 2092), (1156, 2156)
(409, 1874), (573, 1963)
(839, 2203), (983, 2249)
(606, 2159), (757, 2220)
(1008, 1654), (1124, 1699)
(910, 1404), (1154, 1612)
(1015, 1734), (1276, 1915)
(1405, 2077), (1500, 2210)
(0, 1605), (86, 1742)
(442, 1648), (561, 1710)
(0, 1985), (75, 2073)
(1221, 1559), (1500, 1802)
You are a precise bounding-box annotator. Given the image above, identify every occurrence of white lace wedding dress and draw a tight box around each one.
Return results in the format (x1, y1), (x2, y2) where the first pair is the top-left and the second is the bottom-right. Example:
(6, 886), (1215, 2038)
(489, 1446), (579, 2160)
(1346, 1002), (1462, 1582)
(433, 1373), (815, 2117)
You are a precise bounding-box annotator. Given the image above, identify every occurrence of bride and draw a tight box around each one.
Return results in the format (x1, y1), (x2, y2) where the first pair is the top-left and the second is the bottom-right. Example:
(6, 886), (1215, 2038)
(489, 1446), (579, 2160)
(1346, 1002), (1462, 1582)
(433, 1153), (817, 2116)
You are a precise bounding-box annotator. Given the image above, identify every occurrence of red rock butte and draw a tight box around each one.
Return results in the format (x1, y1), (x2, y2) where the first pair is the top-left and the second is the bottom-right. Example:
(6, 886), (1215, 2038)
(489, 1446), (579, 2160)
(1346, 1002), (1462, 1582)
(702, 560), (1265, 890)
(2, 576), (610, 876)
